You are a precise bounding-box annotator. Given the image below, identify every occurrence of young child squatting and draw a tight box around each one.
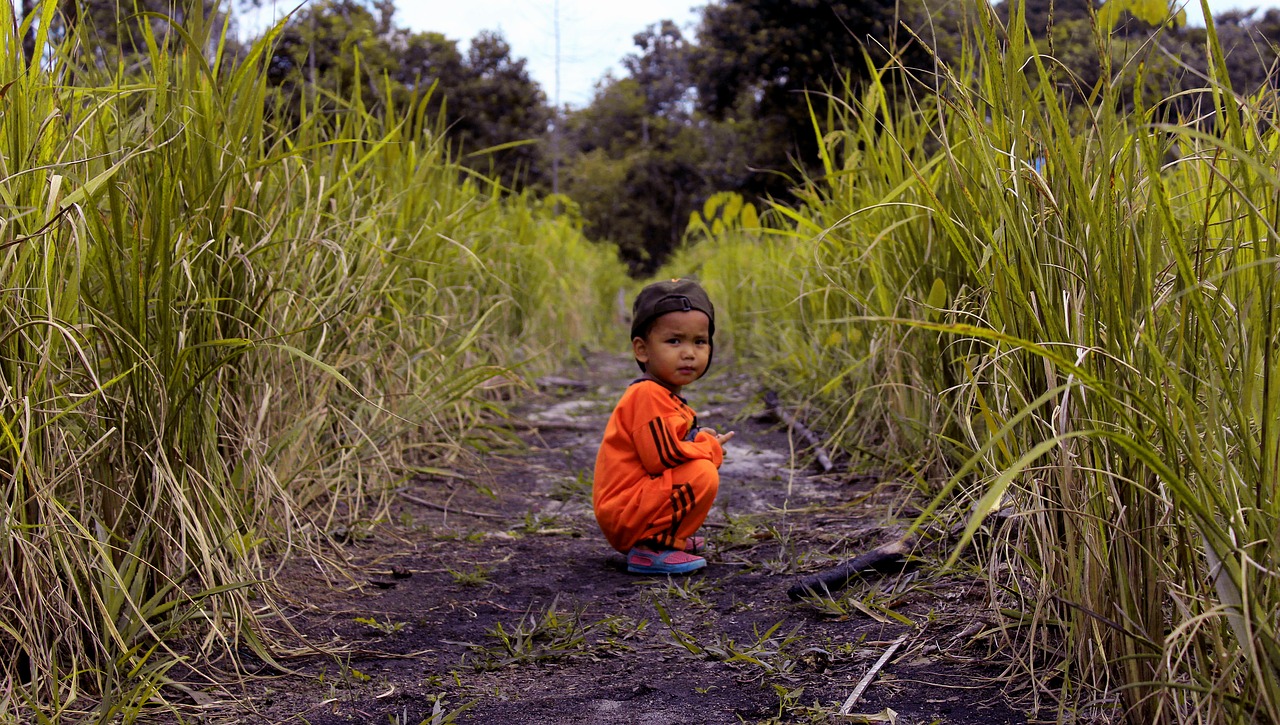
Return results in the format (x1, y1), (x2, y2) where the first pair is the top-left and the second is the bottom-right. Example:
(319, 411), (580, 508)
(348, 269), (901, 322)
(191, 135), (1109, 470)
(592, 279), (734, 574)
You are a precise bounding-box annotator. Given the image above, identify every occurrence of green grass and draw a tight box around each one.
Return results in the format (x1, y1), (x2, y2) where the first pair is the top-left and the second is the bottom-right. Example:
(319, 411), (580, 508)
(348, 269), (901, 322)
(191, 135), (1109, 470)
(0, 2), (626, 719)
(447, 565), (492, 588)
(667, 4), (1280, 722)
(460, 596), (630, 671)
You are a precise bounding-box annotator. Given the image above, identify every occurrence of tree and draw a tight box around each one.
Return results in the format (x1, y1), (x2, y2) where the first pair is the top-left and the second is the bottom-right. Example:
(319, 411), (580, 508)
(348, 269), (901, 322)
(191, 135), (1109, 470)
(562, 25), (720, 272)
(996, 0), (1280, 117)
(623, 20), (696, 125)
(388, 30), (467, 95)
(1191, 10), (1280, 98)
(562, 3), (948, 271)
(266, 0), (398, 106)
(263, 1), (550, 190)
(998, 0), (1097, 37)
(19, 0), (231, 65)
(692, 0), (934, 197)
(562, 76), (680, 269)
(446, 31), (551, 189)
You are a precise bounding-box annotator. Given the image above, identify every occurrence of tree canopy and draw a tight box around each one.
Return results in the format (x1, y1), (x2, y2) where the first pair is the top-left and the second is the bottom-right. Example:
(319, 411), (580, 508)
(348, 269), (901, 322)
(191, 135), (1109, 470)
(19, 0), (231, 63)
(559, 0), (943, 271)
(265, 0), (549, 189)
(29, 0), (1280, 273)
(559, 0), (1280, 272)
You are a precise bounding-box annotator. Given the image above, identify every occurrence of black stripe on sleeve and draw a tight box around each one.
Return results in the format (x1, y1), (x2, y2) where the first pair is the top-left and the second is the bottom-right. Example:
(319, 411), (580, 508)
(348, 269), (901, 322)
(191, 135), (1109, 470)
(660, 422), (691, 468)
(649, 420), (677, 469)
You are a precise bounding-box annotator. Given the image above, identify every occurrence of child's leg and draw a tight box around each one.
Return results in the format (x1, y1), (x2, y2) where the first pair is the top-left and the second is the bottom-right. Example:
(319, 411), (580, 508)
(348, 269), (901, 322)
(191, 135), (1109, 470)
(637, 459), (719, 552)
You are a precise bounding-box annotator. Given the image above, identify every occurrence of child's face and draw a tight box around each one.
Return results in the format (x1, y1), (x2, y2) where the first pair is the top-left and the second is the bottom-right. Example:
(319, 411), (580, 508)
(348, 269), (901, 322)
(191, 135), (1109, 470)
(632, 310), (712, 392)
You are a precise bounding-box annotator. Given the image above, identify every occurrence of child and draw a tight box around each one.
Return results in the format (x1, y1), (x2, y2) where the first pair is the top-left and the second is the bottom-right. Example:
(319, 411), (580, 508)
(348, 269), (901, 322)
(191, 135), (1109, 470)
(593, 279), (734, 574)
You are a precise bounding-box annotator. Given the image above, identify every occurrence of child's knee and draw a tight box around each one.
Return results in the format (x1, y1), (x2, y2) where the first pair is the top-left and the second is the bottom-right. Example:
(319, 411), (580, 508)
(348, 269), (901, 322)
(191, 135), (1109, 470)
(683, 458), (719, 494)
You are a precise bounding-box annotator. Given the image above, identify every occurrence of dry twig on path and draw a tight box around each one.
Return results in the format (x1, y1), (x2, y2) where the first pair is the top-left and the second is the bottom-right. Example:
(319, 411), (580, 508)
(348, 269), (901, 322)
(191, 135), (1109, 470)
(838, 633), (908, 717)
(763, 391), (834, 472)
(398, 491), (505, 520)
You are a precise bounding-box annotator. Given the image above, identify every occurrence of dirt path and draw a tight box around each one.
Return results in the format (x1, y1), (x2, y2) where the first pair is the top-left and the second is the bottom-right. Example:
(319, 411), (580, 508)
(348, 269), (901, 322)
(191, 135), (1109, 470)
(214, 353), (1029, 725)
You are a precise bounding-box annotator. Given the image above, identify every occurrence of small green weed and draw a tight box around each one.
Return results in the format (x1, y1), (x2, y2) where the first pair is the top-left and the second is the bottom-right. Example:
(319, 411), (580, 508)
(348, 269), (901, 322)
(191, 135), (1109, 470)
(656, 602), (804, 680)
(771, 684), (806, 718)
(328, 521), (375, 544)
(714, 509), (770, 550)
(548, 469), (593, 503)
(386, 694), (476, 724)
(648, 576), (714, 609)
(512, 511), (575, 536)
(598, 614), (649, 643)
(447, 565), (491, 587)
(590, 614), (648, 660)
(796, 573), (918, 625)
(796, 589), (853, 619)
(760, 524), (799, 575)
(460, 596), (621, 671)
(757, 691), (843, 725)
(354, 616), (406, 635)
(345, 665), (371, 683)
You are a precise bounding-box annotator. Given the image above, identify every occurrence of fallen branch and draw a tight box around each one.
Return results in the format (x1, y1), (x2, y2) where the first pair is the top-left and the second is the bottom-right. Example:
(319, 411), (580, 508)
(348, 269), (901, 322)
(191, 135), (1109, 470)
(535, 376), (590, 391)
(763, 391), (833, 472)
(838, 633), (908, 717)
(397, 491), (505, 520)
(786, 538), (911, 601)
(507, 418), (596, 432)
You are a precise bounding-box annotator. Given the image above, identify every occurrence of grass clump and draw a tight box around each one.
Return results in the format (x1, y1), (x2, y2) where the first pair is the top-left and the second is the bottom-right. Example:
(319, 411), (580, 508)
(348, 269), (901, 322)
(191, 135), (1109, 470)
(668, 4), (1280, 722)
(460, 596), (632, 671)
(0, 2), (626, 719)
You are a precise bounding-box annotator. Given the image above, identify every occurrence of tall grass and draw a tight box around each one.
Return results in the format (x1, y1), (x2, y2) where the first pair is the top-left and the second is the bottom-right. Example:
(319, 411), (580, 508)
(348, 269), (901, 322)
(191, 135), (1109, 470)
(670, 5), (1279, 722)
(0, 2), (625, 719)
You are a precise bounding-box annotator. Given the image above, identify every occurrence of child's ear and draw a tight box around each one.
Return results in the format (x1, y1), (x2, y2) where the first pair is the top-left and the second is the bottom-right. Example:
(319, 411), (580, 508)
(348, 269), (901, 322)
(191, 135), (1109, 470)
(631, 336), (649, 364)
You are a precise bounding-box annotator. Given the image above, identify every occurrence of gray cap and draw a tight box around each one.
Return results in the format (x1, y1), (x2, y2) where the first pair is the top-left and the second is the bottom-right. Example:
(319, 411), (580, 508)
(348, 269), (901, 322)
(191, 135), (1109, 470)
(630, 278), (715, 373)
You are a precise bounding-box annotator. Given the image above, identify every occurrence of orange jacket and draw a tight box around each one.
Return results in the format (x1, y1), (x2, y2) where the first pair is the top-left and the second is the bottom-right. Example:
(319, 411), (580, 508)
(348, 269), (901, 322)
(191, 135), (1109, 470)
(593, 379), (724, 552)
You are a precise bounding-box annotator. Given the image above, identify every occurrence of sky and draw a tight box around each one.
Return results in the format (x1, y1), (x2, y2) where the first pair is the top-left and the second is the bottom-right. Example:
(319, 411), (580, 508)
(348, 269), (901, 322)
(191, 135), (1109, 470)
(396, 1), (704, 108)
(242, 0), (1277, 109)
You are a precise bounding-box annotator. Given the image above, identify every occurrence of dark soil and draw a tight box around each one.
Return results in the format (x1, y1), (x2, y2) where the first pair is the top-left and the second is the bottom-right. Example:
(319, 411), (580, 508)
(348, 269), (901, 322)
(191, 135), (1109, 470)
(194, 353), (1032, 725)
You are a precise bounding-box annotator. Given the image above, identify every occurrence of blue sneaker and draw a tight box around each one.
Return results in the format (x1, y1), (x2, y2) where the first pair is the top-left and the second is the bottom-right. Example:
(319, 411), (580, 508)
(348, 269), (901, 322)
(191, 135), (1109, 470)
(626, 547), (706, 574)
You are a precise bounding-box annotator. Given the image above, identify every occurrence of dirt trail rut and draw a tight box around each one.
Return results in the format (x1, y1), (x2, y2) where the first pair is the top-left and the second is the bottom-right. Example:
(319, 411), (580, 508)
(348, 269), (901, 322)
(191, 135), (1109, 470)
(219, 353), (1030, 725)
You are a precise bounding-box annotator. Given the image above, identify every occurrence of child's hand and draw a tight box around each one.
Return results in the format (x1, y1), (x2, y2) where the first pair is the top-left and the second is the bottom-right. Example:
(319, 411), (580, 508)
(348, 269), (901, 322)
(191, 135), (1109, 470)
(696, 427), (735, 445)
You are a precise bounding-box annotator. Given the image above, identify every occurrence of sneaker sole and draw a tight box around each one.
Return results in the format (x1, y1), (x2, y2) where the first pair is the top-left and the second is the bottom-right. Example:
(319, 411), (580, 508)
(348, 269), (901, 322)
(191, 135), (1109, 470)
(627, 559), (707, 575)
